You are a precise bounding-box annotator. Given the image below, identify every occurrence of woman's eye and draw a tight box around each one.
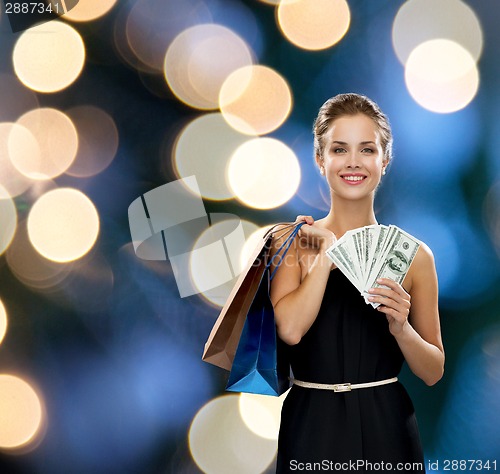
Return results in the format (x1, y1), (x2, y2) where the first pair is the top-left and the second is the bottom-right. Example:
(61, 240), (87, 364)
(333, 147), (346, 153)
(361, 148), (374, 154)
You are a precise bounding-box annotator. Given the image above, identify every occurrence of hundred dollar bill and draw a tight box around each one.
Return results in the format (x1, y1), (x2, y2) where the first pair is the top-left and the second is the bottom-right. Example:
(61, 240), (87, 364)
(363, 226), (420, 301)
(365, 224), (388, 283)
(350, 230), (366, 282)
(325, 224), (420, 308)
(325, 232), (362, 289)
(362, 225), (377, 277)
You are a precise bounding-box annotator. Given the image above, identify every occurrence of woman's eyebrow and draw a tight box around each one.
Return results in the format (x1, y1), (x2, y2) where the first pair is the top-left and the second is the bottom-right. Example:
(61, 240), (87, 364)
(332, 140), (376, 145)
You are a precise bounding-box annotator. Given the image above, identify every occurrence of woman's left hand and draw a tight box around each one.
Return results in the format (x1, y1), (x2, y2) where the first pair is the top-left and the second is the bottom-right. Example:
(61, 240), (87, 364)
(367, 278), (411, 336)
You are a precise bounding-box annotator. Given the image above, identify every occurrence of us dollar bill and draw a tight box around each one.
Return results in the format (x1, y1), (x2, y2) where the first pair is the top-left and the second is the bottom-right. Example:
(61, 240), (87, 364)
(363, 226), (420, 296)
(324, 224), (420, 307)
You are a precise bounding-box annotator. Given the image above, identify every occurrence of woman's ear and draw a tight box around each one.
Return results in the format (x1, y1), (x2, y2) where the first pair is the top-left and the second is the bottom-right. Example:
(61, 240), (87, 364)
(382, 158), (390, 175)
(315, 154), (324, 175)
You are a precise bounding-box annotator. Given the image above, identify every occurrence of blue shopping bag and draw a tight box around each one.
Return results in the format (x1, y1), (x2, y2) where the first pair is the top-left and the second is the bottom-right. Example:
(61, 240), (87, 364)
(226, 222), (304, 396)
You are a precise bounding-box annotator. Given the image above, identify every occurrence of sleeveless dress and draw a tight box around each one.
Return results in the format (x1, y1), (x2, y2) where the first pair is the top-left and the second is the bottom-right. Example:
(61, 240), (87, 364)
(276, 269), (425, 473)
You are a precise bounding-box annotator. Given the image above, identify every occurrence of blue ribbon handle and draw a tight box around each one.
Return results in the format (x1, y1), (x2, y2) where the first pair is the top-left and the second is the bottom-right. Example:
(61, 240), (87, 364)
(268, 221), (305, 281)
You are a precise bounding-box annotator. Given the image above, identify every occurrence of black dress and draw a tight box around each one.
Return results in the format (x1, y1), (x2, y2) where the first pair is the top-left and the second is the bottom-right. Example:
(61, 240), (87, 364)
(276, 269), (425, 473)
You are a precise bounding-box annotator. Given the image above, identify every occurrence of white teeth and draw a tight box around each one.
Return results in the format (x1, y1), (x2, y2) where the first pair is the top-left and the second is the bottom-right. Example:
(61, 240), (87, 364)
(343, 176), (364, 181)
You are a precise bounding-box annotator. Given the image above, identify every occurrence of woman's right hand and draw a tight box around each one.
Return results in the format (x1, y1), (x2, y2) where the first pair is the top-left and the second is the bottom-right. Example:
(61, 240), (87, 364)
(294, 215), (336, 250)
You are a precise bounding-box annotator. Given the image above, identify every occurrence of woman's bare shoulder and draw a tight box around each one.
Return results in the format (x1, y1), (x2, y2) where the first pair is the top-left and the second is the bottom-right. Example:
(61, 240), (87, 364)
(406, 240), (437, 292)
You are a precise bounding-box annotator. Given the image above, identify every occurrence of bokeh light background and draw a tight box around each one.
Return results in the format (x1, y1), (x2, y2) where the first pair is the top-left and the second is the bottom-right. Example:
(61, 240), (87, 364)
(0, 0), (499, 472)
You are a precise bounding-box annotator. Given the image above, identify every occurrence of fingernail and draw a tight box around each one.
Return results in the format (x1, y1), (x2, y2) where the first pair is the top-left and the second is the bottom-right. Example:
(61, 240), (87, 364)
(376, 278), (383, 283)
(368, 296), (375, 301)
(368, 288), (375, 293)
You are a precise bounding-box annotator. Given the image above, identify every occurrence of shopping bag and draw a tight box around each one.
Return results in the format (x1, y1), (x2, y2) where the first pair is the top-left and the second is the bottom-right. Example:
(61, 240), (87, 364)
(202, 222), (300, 371)
(225, 222), (304, 396)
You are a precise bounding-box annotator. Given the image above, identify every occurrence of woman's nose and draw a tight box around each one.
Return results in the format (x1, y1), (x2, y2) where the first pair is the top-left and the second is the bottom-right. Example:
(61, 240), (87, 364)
(345, 151), (360, 167)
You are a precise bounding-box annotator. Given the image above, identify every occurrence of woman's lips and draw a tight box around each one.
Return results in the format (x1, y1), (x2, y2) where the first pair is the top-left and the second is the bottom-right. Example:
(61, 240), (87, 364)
(340, 174), (367, 185)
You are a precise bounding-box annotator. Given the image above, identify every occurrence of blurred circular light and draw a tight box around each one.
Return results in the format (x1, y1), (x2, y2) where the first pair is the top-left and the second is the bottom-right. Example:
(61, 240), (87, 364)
(0, 299), (7, 345)
(189, 395), (277, 474)
(12, 108), (78, 180)
(7, 218), (72, 290)
(164, 24), (254, 110)
(0, 123), (33, 197)
(258, 0), (280, 4)
(277, 0), (350, 50)
(63, 0), (117, 22)
(65, 106), (118, 178)
(27, 188), (100, 263)
(190, 218), (259, 307)
(0, 73), (39, 123)
(240, 225), (270, 272)
(239, 392), (287, 440)
(13, 21), (85, 93)
(0, 374), (43, 450)
(0, 185), (17, 257)
(220, 65), (292, 135)
(173, 113), (251, 200)
(228, 137), (301, 209)
(405, 39), (479, 113)
(126, 0), (212, 71)
(392, 0), (483, 65)
(6, 124), (41, 180)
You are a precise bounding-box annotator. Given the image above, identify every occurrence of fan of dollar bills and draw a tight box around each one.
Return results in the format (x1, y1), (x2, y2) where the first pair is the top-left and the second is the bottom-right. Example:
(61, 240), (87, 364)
(325, 225), (420, 308)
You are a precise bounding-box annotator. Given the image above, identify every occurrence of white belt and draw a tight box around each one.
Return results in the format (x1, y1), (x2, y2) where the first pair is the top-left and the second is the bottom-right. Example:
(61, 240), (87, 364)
(291, 377), (398, 393)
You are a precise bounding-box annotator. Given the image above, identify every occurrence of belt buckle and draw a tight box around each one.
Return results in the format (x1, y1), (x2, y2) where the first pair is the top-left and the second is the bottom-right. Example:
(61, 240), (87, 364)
(333, 383), (351, 392)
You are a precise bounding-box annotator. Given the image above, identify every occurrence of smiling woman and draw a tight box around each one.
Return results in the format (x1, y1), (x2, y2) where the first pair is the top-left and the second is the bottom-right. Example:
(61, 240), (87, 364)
(269, 93), (444, 473)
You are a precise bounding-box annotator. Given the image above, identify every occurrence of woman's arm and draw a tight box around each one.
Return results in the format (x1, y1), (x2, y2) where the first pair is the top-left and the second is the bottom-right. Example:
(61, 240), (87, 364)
(270, 217), (336, 345)
(367, 243), (445, 386)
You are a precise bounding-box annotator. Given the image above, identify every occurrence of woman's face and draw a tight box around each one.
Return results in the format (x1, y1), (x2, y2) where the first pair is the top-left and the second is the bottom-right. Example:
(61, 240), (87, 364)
(317, 114), (387, 201)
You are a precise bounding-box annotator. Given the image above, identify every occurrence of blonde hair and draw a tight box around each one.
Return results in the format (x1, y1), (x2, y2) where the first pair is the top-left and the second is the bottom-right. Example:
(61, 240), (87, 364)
(313, 93), (393, 163)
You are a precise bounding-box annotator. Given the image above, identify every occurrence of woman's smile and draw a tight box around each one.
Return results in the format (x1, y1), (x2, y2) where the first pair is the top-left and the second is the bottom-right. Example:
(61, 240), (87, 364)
(339, 173), (367, 185)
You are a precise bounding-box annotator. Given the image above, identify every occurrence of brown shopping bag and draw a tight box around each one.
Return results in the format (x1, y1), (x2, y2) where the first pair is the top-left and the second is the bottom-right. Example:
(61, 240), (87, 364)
(202, 222), (299, 371)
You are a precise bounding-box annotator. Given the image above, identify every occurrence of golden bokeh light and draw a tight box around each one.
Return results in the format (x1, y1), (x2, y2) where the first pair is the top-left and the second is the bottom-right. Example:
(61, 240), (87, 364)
(0, 123), (33, 197)
(0, 299), (7, 346)
(392, 0), (483, 65)
(6, 123), (41, 180)
(189, 395), (278, 473)
(173, 113), (251, 200)
(63, 0), (117, 22)
(190, 218), (259, 307)
(12, 108), (78, 180)
(238, 222), (303, 276)
(27, 188), (100, 263)
(405, 39), (479, 114)
(13, 21), (85, 93)
(0, 185), (17, 257)
(65, 106), (119, 178)
(277, 0), (350, 50)
(126, 0), (212, 71)
(227, 137), (301, 209)
(7, 219), (73, 290)
(164, 24), (254, 110)
(219, 65), (292, 135)
(239, 391), (288, 440)
(0, 374), (44, 450)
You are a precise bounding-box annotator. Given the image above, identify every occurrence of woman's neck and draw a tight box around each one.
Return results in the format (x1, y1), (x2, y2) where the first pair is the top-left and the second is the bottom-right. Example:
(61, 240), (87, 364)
(320, 196), (377, 238)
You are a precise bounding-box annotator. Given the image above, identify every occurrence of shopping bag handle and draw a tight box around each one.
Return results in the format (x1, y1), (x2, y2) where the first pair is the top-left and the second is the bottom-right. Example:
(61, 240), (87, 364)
(262, 221), (302, 241)
(268, 221), (305, 281)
